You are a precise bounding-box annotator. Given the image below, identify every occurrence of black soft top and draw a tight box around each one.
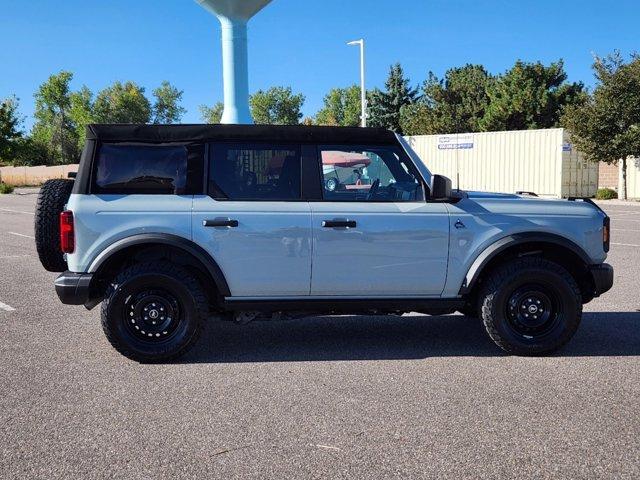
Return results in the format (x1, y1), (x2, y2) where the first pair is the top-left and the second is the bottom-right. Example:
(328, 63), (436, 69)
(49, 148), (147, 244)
(86, 124), (398, 145)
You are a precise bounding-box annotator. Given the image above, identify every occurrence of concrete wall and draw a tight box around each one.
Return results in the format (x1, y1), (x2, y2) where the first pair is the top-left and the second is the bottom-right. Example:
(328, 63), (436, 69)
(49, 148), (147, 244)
(0, 164), (78, 186)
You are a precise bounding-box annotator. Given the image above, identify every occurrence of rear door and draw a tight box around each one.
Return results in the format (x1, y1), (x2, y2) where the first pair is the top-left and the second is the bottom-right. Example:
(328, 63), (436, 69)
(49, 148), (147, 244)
(310, 144), (450, 297)
(192, 142), (312, 297)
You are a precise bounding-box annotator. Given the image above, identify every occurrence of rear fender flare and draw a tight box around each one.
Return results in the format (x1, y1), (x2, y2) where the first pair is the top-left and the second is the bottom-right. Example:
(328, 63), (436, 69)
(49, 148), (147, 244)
(87, 233), (231, 296)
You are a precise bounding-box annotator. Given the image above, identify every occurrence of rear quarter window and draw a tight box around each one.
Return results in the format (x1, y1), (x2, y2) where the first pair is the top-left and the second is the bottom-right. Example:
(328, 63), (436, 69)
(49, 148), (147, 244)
(93, 144), (203, 194)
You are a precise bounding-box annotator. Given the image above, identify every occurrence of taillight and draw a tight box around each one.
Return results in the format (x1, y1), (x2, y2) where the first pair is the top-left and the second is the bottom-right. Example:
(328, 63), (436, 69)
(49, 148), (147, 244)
(603, 216), (610, 253)
(60, 211), (75, 254)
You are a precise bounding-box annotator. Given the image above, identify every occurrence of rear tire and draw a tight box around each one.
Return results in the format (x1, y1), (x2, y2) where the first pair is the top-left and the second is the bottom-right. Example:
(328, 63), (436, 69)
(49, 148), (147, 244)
(101, 262), (208, 363)
(34, 179), (74, 272)
(480, 257), (582, 355)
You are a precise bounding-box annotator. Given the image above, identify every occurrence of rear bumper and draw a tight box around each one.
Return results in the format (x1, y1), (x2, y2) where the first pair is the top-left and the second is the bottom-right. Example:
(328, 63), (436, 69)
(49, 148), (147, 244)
(54, 271), (93, 305)
(589, 263), (614, 297)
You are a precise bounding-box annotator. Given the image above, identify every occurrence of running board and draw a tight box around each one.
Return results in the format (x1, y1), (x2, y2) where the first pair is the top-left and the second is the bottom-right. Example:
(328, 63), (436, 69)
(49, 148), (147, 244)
(222, 297), (465, 314)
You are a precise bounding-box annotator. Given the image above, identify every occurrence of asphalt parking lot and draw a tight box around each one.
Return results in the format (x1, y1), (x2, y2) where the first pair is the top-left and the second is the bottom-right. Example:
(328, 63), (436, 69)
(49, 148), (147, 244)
(0, 191), (638, 479)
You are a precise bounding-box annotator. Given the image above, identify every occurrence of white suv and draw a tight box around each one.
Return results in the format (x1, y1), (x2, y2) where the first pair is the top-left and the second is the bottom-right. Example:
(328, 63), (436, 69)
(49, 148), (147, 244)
(35, 124), (613, 362)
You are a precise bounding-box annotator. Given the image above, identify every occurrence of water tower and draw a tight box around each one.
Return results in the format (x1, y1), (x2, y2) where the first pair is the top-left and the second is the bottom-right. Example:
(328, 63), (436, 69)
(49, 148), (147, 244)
(195, 0), (273, 124)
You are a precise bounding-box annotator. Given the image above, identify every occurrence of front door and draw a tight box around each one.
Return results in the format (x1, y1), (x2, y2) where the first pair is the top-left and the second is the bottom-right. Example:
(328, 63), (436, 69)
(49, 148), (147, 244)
(310, 145), (450, 297)
(192, 142), (312, 297)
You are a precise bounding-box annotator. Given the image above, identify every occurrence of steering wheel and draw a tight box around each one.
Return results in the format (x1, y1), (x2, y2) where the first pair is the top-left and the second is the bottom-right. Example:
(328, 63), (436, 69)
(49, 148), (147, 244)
(366, 179), (380, 201)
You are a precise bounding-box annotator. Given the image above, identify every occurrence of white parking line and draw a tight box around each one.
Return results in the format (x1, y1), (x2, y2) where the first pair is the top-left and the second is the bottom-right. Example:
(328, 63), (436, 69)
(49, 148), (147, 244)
(8, 231), (34, 239)
(0, 255), (30, 259)
(614, 229), (640, 233)
(0, 301), (15, 312)
(0, 207), (34, 215)
(611, 242), (640, 247)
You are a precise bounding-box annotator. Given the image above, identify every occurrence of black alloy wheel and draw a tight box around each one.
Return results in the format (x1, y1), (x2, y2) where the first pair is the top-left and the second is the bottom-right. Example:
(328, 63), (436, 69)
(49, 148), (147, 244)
(124, 289), (182, 343)
(505, 284), (561, 340)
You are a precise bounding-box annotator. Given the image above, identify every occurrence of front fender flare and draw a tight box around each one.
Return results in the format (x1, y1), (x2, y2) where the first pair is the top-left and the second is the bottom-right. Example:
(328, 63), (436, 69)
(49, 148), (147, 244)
(459, 232), (592, 295)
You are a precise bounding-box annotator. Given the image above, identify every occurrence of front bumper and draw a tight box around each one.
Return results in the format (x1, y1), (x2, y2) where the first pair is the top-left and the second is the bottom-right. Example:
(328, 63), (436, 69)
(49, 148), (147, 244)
(589, 263), (614, 297)
(54, 271), (94, 305)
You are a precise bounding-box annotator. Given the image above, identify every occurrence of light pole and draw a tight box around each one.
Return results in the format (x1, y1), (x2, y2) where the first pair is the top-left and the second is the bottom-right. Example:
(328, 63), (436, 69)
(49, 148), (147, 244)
(347, 38), (367, 127)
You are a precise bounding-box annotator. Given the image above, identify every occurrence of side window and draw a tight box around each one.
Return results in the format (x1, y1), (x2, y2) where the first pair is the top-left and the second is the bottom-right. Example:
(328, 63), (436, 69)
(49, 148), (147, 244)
(208, 143), (301, 201)
(93, 144), (203, 194)
(319, 146), (424, 202)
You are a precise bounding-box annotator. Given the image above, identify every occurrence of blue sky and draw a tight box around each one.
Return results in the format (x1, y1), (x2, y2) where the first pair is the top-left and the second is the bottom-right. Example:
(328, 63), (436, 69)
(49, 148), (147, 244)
(1, 0), (638, 129)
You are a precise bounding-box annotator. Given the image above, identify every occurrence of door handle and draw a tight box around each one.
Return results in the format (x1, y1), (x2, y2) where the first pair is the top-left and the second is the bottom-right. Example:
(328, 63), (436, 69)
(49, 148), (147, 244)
(322, 219), (357, 228)
(203, 218), (239, 228)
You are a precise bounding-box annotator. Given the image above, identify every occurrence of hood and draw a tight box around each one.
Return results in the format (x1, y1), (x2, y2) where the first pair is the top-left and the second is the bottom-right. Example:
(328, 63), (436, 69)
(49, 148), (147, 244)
(459, 190), (605, 219)
(465, 190), (521, 200)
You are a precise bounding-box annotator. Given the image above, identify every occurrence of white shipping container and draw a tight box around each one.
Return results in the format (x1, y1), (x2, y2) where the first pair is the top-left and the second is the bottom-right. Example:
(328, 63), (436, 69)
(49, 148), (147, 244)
(405, 128), (598, 198)
(620, 157), (640, 199)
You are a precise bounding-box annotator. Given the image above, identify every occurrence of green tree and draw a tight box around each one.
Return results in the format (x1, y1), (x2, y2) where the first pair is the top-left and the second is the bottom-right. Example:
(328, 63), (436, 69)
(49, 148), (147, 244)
(152, 81), (186, 124)
(401, 65), (492, 135)
(11, 137), (50, 166)
(563, 52), (640, 199)
(199, 102), (224, 124)
(399, 103), (431, 136)
(0, 96), (23, 163)
(368, 63), (418, 133)
(315, 85), (362, 126)
(480, 60), (584, 131)
(33, 71), (78, 163)
(250, 86), (305, 125)
(68, 86), (94, 152)
(93, 81), (151, 124)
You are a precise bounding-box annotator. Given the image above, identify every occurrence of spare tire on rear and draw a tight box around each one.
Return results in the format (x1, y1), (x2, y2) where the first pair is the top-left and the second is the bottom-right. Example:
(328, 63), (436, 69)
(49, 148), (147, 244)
(35, 179), (74, 272)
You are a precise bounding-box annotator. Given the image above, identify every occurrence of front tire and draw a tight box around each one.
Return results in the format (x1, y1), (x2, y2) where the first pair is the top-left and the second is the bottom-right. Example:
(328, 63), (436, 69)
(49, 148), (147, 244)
(480, 257), (582, 355)
(101, 262), (208, 362)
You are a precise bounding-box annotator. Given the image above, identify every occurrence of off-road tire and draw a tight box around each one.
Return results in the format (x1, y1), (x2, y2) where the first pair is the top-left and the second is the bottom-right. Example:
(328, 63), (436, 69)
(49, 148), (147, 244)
(34, 179), (74, 272)
(101, 262), (208, 363)
(480, 257), (582, 355)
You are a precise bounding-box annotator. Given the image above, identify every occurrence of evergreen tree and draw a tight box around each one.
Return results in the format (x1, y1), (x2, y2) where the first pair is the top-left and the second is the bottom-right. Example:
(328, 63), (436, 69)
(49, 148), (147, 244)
(481, 60), (584, 131)
(368, 63), (418, 133)
(401, 65), (492, 135)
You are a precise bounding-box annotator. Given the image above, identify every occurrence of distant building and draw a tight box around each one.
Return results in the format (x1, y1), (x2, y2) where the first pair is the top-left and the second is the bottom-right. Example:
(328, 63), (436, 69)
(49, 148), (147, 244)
(405, 128), (597, 198)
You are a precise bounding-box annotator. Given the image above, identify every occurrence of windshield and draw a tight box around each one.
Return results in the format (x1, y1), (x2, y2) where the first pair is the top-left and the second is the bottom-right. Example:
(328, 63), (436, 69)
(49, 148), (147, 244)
(395, 134), (432, 187)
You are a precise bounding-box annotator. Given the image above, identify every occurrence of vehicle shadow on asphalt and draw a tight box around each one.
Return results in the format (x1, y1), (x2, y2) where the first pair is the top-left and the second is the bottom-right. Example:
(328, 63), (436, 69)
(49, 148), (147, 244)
(180, 312), (640, 363)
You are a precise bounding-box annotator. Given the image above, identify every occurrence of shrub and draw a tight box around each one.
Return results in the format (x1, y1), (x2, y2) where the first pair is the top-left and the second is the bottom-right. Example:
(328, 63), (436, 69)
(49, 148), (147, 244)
(0, 182), (14, 194)
(595, 188), (618, 200)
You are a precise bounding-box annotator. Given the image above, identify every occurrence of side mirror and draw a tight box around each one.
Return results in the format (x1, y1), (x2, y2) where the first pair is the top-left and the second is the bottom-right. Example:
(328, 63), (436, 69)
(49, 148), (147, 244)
(431, 174), (452, 200)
